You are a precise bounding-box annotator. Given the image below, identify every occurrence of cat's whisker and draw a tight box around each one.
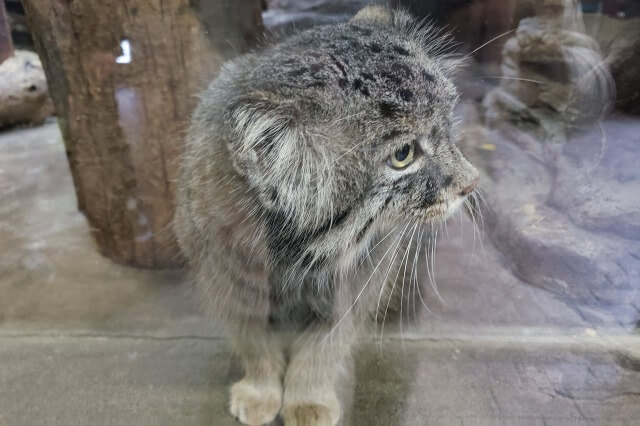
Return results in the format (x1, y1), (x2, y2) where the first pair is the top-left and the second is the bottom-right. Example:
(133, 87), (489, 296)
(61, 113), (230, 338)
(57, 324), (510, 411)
(424, 226), (436, 299)
(473, 76), (547, 85)
(454, 202), (463, 239)
(382, 221), (419, 344)
(356, 223), (401, 271)
(467, 192), (487, 260)
(472, 189), (487, 231)
(211, 173), (230, 187)
(431, 228), (450, 308)
(411, 227), (425, 321)
(473, 193), (487, 258)
(473, 189), (491, 237)
(407, 226), (421, 321)
(374, 222), (412, 340)
(464, 199), (477, 264)
(331, 138), (371, 164)
(442, 209), (450, 238)
(327, 223), (403, 339)
(425, 226), (448, 308)
(402, 223), (421, 342)
(374, 228), (409, 343)
(464, 28), (516, 59)
(332, 110), (367, 124)
(414, 237), (436, 317)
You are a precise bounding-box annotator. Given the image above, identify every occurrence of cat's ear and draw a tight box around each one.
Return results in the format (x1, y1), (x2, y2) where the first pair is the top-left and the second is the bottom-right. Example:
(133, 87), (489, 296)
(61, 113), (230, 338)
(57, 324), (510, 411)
(225, 92), (303, 174)
(350, 5), (393, 27)
(224, 92), (325, 211)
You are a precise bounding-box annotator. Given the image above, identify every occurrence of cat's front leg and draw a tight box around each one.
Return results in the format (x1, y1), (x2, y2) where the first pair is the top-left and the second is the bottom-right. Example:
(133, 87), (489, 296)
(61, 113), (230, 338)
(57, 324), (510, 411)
(229, 328), (285, 426)
(281, 324), (354, 426)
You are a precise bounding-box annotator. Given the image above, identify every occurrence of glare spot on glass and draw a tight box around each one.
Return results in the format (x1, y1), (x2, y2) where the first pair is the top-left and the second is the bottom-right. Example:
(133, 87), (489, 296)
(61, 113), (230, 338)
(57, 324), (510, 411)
(116, 39), (132, 64)
(126, 197), (137, 210)
(136, 229), (153, 242)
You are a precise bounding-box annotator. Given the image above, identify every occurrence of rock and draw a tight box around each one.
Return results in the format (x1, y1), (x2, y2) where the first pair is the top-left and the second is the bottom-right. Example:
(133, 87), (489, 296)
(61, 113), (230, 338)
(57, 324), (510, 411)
(467, 1), (640, 327)
(0, 50), (54, 129)
(462, 117), (640, 327)
(551, 117), (640, 240)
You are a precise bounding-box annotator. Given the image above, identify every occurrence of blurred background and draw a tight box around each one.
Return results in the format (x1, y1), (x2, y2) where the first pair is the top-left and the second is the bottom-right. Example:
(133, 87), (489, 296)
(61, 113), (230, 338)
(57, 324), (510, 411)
(0, 0), (638, 424)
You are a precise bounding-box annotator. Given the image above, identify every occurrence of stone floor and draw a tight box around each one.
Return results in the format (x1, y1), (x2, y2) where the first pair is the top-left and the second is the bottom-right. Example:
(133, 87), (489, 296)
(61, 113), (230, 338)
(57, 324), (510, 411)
(1, 123), (639, 425)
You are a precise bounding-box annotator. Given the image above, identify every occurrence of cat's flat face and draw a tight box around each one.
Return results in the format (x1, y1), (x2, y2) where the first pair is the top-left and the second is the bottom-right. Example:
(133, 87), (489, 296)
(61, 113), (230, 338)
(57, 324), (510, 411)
(364, 118), (478, 225)
(224, 6), (478, 240)
(310, 66), (478, 233)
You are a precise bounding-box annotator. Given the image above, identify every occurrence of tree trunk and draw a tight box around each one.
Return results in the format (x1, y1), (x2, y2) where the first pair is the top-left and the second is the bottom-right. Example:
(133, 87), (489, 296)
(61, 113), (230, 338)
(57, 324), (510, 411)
(22, 0), (263, 268)
(0, 1), (14, 63)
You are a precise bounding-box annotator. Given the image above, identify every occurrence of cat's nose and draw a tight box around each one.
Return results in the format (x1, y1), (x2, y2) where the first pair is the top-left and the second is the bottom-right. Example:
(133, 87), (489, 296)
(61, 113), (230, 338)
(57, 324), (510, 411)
(459, 176), (479, 196)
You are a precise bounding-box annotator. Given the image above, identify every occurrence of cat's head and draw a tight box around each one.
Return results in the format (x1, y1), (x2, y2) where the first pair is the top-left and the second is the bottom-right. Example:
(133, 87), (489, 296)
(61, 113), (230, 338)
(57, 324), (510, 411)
(224, 5), (478, 236)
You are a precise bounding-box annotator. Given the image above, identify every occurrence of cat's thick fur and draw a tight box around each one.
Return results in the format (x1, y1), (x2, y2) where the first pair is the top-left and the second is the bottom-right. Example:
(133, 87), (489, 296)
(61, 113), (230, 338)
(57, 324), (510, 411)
(174, 6), (478, 425)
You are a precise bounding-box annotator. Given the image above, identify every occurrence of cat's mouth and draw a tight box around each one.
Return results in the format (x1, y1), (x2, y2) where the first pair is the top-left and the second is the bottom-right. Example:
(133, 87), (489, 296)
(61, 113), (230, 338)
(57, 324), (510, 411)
(423, 203), (451, 220)
(425, 201), (460, 221)
(424, 185), (476, 222)
(439, 176), (480, 220)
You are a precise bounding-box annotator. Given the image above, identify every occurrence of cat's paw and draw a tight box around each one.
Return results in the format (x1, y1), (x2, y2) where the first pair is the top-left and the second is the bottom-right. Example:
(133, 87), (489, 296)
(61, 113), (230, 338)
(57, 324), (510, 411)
(281, 399), (340, 426)
(229, 379), (282, 426)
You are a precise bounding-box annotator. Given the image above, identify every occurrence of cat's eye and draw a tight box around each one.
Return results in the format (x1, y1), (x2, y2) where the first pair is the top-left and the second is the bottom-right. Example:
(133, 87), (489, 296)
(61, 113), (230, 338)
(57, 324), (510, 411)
(389, 142), (415, 169)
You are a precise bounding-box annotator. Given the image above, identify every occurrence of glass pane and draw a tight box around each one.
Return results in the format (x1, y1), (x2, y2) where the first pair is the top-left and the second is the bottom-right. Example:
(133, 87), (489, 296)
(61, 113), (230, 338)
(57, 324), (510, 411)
(1, 0), (638, 424)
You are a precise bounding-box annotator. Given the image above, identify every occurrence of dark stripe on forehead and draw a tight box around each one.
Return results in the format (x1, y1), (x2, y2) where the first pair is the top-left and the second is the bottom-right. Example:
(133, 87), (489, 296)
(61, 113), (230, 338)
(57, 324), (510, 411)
(379, 102), (402, 118)
(370, 131), (413, 153)
(381, 129), (408, 141)
(327, 52), (348, 79)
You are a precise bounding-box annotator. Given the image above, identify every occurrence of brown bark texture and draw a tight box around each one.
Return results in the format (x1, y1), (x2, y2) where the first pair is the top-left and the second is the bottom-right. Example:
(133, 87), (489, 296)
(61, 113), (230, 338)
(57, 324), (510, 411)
(0, 1), (14, 63)
(22, 0), (263, 268)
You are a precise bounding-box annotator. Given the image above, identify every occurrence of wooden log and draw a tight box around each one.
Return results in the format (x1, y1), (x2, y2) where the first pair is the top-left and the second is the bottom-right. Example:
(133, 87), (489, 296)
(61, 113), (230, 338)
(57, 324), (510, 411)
(22, 0), (263, 268)
(0, 1), (14, 63)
